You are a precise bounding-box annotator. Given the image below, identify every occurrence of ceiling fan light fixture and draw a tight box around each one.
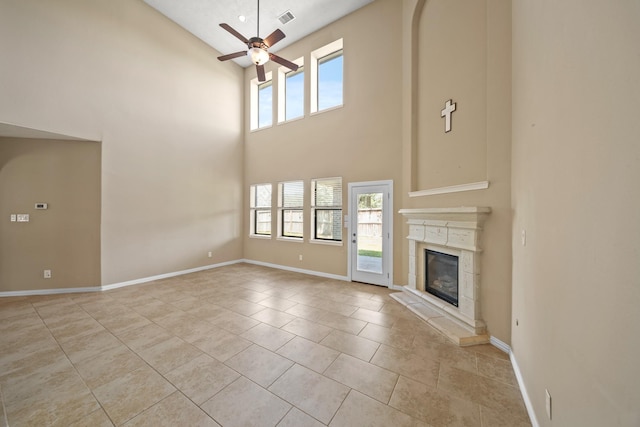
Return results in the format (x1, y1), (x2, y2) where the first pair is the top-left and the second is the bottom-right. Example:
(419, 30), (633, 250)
(248, 47), (269, 65)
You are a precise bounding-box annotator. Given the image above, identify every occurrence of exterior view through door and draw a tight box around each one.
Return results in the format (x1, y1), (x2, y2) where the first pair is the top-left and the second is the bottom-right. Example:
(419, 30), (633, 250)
(349, 181), (393, 287)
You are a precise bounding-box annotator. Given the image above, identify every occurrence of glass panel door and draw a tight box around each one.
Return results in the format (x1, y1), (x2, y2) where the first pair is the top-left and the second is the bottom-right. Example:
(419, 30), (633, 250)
(356, 192), (383, 274)
(349, 182), (392, 286)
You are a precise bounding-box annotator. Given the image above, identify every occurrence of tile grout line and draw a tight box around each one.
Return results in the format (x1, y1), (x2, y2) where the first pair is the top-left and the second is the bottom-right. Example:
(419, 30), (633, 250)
(0, 382), (8, 427)
(32, 298), (117, 426)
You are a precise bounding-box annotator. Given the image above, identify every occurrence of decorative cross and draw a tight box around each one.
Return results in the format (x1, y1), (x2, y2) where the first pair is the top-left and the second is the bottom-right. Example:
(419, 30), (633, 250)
(441, 99), (457, 133)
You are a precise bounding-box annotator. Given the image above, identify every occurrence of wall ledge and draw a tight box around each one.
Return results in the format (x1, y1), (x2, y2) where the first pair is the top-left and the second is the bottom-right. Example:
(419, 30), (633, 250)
(409, 181), (489, 198)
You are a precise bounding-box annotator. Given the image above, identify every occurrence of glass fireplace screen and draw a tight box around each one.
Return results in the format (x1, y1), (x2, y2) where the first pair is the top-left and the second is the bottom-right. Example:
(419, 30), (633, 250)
(425, 249), (459, 307)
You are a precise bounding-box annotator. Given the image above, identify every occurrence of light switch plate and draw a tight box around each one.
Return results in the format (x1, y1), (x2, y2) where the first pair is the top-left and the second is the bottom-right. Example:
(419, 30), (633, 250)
(10, 214), (16, 222)
(17, 214), (29, 222)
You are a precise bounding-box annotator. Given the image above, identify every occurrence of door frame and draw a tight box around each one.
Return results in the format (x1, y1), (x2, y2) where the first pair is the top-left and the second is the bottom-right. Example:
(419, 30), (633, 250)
(347, 180), (393, 287)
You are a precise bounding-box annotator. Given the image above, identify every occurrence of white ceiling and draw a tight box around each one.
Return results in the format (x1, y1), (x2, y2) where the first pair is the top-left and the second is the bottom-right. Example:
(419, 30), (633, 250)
(143, 0), (375, 67)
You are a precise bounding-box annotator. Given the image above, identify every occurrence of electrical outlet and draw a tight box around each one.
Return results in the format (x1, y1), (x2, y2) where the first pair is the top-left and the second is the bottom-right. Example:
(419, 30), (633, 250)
(298, 255), (303, 261)
(545, 389), (552, 420)
(17, 214), (30, 222)
(43, 270), (52, 279)
(10, 214), (16, 222)
(207, 251), (212, 258)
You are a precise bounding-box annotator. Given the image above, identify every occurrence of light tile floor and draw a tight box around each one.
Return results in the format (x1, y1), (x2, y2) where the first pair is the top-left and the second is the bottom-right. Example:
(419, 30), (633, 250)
(0, 264), (531, 426)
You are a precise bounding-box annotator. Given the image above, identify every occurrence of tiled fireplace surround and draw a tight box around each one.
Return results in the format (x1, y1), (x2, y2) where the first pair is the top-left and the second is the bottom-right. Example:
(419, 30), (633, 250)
(393, 207), (491, 346)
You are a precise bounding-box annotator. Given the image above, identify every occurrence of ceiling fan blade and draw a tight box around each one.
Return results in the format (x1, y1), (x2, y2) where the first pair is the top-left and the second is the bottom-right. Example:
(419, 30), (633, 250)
(263, 29), (286, 48)
(256, 64), (266, 82)
(269, 54), (299, 72)
(217, 51), (247, 61)
(219, 23), (249, 44)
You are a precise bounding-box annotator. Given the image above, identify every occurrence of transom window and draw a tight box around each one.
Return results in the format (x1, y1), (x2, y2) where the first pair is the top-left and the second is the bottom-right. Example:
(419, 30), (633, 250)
(311, 38), (344, 114)
(317, 50), (343, 111)
(278, 59), (304, 123)
(250, 72), (273, 131)
(258, 81), (273, 128)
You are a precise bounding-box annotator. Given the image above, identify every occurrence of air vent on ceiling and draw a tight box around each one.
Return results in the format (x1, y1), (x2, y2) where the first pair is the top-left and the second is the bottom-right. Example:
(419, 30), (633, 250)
(278, 10), (296, 25)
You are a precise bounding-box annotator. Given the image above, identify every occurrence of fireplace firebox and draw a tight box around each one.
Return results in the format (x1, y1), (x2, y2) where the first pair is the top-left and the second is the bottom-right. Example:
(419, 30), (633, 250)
(425, 249), (459, 307)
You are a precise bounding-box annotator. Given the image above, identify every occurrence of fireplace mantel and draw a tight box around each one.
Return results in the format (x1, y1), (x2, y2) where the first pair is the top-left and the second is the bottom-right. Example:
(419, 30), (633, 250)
(394, 207), (491, 346)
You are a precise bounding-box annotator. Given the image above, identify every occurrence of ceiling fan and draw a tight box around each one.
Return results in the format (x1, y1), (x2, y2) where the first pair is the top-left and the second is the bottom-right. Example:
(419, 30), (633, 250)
(217, 0), (299, 82)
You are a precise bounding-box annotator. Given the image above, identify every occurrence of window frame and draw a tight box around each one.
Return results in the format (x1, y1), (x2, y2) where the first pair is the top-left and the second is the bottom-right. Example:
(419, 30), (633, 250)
(277, 180), (304, 241)
(310, 39), (344, 115)
(249, 183), (272, 238)
(250, 72), (273, 131)
(310, 177), (343, 245)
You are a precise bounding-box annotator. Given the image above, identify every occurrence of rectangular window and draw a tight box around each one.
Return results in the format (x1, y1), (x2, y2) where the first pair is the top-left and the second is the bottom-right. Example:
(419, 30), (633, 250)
(318, 51), (343, 111)
(258, 81), (273, 128)
(250, 183), (272, 236)
(277, 59), (304, 123)
(278, 180), (304, 239)
(311, 39), (343, 114)
(250, 73), (273, 131)
(312, 178), (342, 242)
(285, 67), (304, 121)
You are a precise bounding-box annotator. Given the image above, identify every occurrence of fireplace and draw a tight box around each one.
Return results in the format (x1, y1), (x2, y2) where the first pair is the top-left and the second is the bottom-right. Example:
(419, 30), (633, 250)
(394, 207), (491, 345)
(425, 250), (458, 307)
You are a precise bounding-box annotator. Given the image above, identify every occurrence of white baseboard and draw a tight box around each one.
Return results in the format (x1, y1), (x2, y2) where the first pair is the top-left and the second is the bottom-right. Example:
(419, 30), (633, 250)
(0, 260), (244, 297)
(484, 337), (538, 427)
(0, 286), (101, 297)
(101, 260), (243, 291)
(489, 335), (511, 354)
(241, 259), (349, 282)
(510, 351), (540, 427)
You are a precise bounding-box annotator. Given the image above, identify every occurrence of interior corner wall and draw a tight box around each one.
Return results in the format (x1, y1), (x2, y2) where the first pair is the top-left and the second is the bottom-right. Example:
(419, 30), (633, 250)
(512, 1), (640, 425)
(0, 0), (245, 288)
(0, 138), (101, 291)
(402, 0), (513, 344)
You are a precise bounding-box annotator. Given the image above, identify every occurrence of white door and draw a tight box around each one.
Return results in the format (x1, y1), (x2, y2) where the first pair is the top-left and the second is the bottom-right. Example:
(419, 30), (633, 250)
(348, 181), (393, 287)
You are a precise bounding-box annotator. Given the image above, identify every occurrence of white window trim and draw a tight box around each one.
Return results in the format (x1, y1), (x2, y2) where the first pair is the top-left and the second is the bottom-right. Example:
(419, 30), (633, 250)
(310, 38), (344, 115)
(310, 177), (343, 244)
(277, 180), (305, 241)
(249, 183), (272, 238)
(310, 238), (343, 246)
(250, 72), (273, 131)
(277, 57), (305, 124)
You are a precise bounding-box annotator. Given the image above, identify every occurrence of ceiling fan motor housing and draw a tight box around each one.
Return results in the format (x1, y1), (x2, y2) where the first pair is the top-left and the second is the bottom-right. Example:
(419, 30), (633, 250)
(247, 37), (269, 65)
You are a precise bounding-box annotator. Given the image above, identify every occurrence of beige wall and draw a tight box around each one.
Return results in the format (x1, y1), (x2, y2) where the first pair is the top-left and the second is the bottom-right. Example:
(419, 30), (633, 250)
(401, 0), (513, 343)
(512, 1), (640, 425)
(243, 0), (404, 279)
(0, 0), (244, 287)
(417, 0), (487, 188)
(0, 138), (101, 291)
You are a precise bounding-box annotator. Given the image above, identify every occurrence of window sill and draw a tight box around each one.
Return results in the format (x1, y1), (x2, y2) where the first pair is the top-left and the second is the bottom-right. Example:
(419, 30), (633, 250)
(277, 115), (305, 126)
(250, 124), (273, 133)
(277, 236), (304, 243)
(250, 234), (272, 240)
(310, 104), (344, 117)
(310, 239), (343, 247)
